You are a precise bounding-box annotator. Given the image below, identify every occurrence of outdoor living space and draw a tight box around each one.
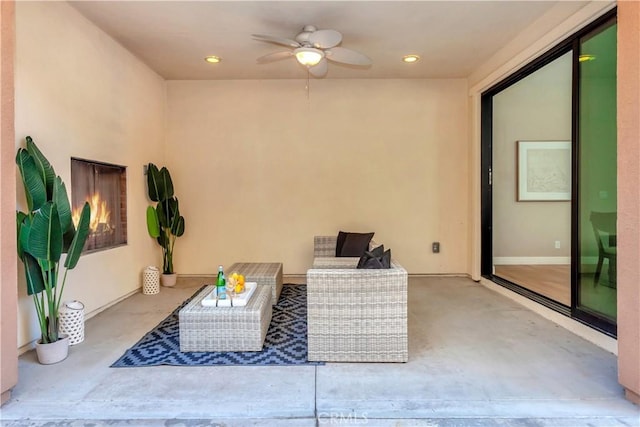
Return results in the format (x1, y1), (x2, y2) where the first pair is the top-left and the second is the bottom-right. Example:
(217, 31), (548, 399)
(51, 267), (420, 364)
(3, 1), (640, 422)
(2, 276), (638, 426)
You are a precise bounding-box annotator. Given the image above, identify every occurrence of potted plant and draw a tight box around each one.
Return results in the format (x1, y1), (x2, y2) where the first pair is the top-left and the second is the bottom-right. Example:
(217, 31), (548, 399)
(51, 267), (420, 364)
(145, 163), (185, 286)
(16, 136), (91, 364)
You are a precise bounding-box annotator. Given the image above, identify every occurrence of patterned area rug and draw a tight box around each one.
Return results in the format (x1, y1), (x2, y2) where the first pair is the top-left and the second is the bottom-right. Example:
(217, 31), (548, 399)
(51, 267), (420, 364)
(111, 284), (322, 367)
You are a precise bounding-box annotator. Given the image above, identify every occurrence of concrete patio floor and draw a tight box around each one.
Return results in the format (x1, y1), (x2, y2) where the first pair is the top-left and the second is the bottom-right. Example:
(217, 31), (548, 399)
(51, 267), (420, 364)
(1, 276), (638, 426)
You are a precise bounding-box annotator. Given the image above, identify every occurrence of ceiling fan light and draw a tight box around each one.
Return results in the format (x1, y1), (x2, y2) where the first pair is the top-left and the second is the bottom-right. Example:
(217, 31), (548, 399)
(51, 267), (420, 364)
(402, 54), (420, 63)
(294, 47), (324, 66)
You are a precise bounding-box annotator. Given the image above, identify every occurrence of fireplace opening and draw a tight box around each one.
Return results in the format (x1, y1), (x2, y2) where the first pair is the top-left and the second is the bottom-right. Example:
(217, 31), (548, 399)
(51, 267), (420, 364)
(71, 158), (127, 253)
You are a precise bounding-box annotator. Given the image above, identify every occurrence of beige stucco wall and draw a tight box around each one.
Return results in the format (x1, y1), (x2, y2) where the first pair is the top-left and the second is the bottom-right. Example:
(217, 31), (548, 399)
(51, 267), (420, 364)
(166, 79), (469, 275)
(1, 0), (17, 404)
(492, 52), (572, 260)
(13, 2), (165, 349)
(617, 0), (640, 404)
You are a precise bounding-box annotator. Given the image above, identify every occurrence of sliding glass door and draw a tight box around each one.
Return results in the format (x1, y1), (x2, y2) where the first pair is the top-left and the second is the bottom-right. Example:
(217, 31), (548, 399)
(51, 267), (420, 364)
(576, 19), (617, 327)
(481, 10), (617, 335)
(491, 52), (572, 308)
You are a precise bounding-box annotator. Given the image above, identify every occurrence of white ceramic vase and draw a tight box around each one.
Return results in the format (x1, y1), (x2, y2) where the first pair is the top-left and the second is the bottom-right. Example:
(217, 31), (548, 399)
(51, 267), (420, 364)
(35, 334), (69, 365)
(161, 273), (178, 287)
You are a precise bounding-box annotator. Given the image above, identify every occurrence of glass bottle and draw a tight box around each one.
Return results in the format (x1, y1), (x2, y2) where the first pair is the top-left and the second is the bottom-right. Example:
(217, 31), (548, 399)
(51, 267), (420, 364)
(216, 265), (226, 300)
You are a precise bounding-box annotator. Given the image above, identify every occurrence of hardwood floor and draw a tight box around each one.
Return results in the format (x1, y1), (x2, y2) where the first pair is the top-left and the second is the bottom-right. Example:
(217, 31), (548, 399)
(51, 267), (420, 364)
(494, 264), (571, 306)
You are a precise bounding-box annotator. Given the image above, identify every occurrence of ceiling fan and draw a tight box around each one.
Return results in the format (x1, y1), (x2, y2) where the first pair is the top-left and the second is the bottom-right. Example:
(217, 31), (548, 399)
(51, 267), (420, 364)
(252, 25), (372, 77)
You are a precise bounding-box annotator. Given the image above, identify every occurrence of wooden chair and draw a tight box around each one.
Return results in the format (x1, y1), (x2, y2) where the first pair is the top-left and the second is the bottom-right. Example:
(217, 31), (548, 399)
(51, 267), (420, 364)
(590, 211), (616, 287)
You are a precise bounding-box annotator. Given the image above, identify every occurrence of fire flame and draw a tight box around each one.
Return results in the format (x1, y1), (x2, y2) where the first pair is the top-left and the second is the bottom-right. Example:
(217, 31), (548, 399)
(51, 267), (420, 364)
(72, 192), (113, 233)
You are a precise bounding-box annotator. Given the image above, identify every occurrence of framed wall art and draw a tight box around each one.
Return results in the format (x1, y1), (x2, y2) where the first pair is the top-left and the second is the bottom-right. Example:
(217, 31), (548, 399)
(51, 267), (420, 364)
(517, 140), (571, 201)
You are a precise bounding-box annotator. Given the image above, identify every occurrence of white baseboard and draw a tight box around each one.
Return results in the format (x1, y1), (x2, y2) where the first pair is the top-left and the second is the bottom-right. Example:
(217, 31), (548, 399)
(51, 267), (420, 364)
(18, 288), (141, 356)
(83, 288), (140, 319)
(493, 256), (570, 265)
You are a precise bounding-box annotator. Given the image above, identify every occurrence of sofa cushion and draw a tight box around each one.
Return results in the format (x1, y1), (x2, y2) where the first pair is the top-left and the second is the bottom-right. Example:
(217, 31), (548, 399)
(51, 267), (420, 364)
(338, 232), (374, 257)
(357, 246), (391, 269)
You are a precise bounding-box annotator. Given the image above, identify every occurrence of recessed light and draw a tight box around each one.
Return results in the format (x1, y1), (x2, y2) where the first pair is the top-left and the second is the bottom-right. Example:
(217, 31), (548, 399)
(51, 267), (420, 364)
(205, 56), (221, 64)
(402, 55), (420, 63)
(579, 54), (596, 62)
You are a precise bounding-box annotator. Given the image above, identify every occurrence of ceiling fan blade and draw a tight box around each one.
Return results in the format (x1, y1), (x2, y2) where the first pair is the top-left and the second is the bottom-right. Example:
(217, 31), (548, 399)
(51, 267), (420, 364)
(308, 58), (328, 77)
(325, 46), (372, 66)
(308, 29), (342, 49)
(252, 34), (300, 48)
(256, 51), (293, 64)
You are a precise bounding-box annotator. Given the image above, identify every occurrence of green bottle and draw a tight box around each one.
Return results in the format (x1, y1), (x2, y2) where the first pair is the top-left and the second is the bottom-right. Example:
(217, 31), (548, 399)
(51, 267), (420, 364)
(216, 265), (226, 299)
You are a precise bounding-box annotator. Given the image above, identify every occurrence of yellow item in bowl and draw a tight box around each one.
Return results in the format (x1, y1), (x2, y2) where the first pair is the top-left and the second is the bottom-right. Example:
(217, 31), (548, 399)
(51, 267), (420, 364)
(234, 283), (245, 293)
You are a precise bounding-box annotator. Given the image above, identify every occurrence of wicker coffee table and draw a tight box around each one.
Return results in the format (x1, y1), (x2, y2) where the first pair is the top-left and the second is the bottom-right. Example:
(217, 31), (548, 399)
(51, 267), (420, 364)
(179, 285), (272, 352)
(227, 262), (283, 305)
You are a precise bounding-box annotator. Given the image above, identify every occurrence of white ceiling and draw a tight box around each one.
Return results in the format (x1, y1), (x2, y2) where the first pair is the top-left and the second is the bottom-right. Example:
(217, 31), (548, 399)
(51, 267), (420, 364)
(69, 1), (587, 81)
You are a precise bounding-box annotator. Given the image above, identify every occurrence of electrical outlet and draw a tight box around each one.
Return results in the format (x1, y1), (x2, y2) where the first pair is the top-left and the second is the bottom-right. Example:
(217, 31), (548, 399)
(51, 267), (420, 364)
(432, 242), (440, 253)
(555, 240), (561, 249)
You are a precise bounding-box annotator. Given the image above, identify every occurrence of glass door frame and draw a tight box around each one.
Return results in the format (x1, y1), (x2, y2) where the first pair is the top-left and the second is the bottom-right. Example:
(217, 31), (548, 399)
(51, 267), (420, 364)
(480, 8), (617, 336)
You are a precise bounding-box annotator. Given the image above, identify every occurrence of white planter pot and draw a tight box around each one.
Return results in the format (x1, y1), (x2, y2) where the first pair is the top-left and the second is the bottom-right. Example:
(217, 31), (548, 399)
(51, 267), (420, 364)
(161, 273), (178, 287)
(35, 334), (69, 365)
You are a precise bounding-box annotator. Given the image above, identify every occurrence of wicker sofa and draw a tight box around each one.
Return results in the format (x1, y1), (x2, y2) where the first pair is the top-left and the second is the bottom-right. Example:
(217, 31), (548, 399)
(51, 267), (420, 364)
(306, 235), (408, 362)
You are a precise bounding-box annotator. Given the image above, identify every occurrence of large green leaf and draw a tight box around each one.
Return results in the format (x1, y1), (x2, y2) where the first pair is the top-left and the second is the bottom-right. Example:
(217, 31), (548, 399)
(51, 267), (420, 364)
(172, 216), (185, 237)
(166, 197), (178, 225)
(158, 167), (174, 200)
(169, 198), (180, 229)
(146, 206), (160, 238)
(27, 202), (63, 263)
(62, 222), (77, 253)
(23, 252), (46, 295)
(146, 163), (161, 202)
(64, 202), (90, 269)
(155, 203), (166, 229)
(18, 218), (54, 271)
(19, 216), (33, 259)
(156, 231), (168, 248)
(167, 198), (181, 235)
(16, 149), (46, 212)
(16, 212), (28, 259)
(157, 198), (178, 229)
(146, 163), (175, 202)
(52, 176), (72, 233)
(26, 136), (56, 200)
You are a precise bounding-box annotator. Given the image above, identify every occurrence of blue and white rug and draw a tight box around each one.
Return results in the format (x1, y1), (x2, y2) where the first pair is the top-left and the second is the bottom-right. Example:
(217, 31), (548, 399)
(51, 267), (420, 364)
(111, 284), (322, 367)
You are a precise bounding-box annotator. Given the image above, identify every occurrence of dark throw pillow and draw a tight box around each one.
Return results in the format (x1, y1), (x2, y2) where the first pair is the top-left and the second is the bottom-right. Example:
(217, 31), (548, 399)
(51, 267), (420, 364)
(357, 245), (384, 268)
(339, 232), (375, 257)
(357, 246), (391, 269)
(336, 231), (349, 257)
(380, 249), (391, 268)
